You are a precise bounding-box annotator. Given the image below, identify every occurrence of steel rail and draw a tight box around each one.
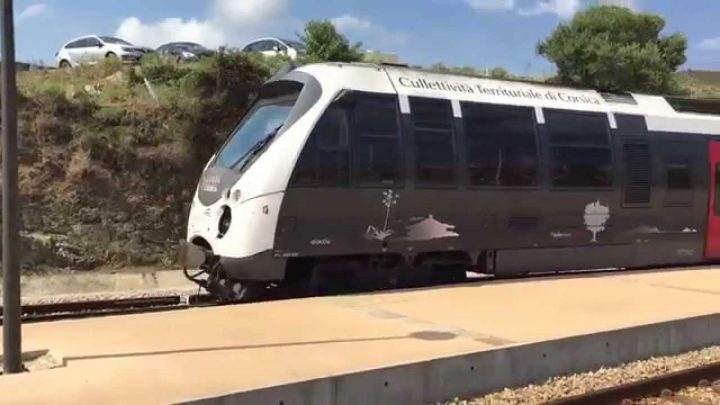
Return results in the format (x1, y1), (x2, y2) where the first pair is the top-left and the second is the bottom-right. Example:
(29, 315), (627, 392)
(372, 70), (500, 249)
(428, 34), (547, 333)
(545, 360), (720, 405)
(0, 295), (218, 324)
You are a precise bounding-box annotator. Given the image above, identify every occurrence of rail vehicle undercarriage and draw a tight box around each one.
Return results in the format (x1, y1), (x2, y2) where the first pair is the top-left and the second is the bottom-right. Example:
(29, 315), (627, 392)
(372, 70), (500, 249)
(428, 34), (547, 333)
(178, 240), (472, 302)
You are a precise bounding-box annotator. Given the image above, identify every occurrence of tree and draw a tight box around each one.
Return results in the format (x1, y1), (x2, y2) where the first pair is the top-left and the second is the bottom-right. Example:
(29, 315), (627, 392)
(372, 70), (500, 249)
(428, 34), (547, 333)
(426, 63), (507, 79)
(299, 20), (364, 63)
(489, 67), (509, 79)
(537, 6), (687, 94)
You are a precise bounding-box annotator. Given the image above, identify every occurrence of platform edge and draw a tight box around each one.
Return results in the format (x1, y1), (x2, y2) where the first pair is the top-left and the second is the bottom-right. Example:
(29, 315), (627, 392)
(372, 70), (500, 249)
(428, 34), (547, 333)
(176, 312), (720, 405)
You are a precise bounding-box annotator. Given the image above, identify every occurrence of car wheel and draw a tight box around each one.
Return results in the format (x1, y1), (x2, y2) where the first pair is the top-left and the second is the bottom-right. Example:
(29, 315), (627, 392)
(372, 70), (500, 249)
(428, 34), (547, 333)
(59, 60), (71, 69)
(106, 52), (117, 59)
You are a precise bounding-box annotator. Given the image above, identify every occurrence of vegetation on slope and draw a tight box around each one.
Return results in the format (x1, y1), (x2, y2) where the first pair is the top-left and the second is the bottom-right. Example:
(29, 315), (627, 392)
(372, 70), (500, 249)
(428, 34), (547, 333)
(679, 70), (720, 98)
(14, 53), (289, 271)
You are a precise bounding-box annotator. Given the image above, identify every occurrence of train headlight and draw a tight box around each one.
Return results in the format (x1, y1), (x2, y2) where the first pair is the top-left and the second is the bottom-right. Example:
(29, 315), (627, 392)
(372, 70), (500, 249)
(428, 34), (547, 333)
(217, 205), (232, 238)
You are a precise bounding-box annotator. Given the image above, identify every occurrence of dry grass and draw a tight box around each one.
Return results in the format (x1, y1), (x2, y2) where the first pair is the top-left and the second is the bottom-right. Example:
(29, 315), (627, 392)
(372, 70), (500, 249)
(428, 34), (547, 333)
(14, 55), (281, 271)
(66, 148), (94, 182)
(678, 70), (720, 98)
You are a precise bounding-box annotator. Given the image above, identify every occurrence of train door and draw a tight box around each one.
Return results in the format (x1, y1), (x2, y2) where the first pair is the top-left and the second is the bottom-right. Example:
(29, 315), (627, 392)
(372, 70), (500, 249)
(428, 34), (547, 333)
(705, 141), (720, 259)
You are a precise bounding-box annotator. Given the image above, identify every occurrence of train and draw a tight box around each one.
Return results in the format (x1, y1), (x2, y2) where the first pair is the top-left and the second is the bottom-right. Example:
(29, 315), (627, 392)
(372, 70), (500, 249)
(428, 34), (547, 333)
(178, 61), (720, 301)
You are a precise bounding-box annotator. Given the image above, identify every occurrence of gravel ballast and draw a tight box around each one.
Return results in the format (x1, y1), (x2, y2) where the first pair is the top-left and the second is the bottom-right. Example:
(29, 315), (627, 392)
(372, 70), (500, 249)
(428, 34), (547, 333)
(441, 346), (720, 405)
(639, 381), (720, 404)
(19, 287), (204, 306)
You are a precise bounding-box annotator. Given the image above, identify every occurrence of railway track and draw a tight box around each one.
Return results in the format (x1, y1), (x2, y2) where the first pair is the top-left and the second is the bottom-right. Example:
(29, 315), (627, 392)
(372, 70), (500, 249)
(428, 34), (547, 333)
(0, 294), (219, 324)
(0, 265), (700, 325)
(546, 360), (720, 405)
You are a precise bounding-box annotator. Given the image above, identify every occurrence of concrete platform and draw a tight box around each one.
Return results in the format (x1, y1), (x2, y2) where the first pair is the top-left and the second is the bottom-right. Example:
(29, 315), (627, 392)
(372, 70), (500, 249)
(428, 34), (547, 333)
(1, 267), (719, 405)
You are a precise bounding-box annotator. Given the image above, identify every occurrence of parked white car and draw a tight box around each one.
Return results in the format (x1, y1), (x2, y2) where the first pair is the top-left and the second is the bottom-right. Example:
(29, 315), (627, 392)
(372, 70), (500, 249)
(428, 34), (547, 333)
(240, 37), (306, 60)
(55, 35), (149, 68)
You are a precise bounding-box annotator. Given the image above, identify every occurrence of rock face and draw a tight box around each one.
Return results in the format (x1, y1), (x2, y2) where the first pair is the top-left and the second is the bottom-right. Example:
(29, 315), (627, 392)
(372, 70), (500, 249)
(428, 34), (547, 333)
(5, 62), (270, 273)
(2, 172), (195, 272)
(4, 53), (297, 273)
(15, 158), (198, 272)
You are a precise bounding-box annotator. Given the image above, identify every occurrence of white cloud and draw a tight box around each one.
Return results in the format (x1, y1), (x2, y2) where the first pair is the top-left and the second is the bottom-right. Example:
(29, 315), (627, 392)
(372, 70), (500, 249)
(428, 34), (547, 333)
(465, 0), (637, 19)
(211, 0), (288, 27)
(114, 0), (290, 48)
(465, 0), (515, 11)
(330, 14), (409, 49)
(698, 37), (720, 50)
(17, 3), (47, 22)
(596, 0), (638, 10)
(518, 0), (582, 19)
(331, 15), (373, 31)
(116, 17), (225, 48)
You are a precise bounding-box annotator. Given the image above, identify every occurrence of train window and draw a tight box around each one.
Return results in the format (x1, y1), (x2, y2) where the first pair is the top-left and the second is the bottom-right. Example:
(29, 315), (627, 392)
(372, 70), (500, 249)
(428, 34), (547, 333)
(667, 163), (691, 189)
(352, 95), (402, 186)
(317, 107), (350, 184)
(461, 103), (539, 187)
(291, 144), (317, 185)
(545, 109), (613, 188)
(550, 147), (613, 188)
(665, 161), (693, 206)
(410, 97), (456, 186)
(547, 111), (610, 145)
(290, 104), (349, 186)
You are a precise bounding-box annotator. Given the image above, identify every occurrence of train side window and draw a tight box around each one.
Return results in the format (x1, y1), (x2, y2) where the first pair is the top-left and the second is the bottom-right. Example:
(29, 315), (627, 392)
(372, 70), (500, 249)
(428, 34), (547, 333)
(667, 163), (691, 189)
(289, 104), (349, 186)
(545, 109), (613, 189)
(352, 95), (402, 186)
(409, 97), (456, 186)
(317, 107), (350, 184)
(665, 160), (693, 206)
(461, 102), (539, 187)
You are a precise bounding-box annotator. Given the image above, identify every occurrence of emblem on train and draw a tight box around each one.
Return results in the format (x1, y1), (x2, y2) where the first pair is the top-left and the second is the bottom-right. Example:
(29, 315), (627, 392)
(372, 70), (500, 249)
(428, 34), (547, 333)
(365, 189), (460, 242)
(584, 201), (610, 243)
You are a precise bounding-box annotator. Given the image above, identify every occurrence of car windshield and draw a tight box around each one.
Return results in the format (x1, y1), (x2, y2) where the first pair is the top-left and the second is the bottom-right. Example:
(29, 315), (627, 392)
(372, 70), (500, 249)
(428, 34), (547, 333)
(213, 98), (297, 170)
(178, 43), (206, 51)
(100, 36), (132, 45)
(281, 39), (306, 51)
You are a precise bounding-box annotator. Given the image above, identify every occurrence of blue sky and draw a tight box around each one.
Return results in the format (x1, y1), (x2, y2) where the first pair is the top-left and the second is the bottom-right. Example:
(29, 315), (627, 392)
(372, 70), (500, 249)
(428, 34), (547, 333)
(12, 0), (720, 75)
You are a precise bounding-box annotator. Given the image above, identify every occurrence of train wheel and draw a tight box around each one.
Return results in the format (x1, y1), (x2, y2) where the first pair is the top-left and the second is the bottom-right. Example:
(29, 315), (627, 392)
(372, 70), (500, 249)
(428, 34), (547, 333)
(431, 266), (467, 285)
(227, 281), (265, 302)
(306, 259), (361, 296)
(206, 274), (266, 302)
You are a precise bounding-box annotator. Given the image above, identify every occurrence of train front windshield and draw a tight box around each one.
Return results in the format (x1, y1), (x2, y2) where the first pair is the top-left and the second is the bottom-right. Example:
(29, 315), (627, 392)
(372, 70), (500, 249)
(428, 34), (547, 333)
(213, 81), (302, 170)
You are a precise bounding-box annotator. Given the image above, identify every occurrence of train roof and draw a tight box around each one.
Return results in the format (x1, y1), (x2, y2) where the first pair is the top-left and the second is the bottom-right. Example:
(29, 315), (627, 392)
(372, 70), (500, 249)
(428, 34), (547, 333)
(295, 62), (720, 135)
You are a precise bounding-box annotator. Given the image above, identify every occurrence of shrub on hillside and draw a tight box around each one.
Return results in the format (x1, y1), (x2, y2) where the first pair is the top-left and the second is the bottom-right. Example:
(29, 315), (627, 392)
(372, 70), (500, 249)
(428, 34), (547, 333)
(13, 53), (295, 271)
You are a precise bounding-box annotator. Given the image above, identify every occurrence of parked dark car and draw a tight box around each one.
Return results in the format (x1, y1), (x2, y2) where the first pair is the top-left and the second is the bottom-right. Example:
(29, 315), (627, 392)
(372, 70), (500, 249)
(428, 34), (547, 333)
(156, 42), (214, 62)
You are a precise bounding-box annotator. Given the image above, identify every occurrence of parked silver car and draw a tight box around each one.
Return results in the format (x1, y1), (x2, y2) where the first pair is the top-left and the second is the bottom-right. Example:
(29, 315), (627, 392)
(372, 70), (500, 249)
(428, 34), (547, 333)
(241, 37), (306, 60)
(55, 35), (150, 68)
(156, 42), (215, 62)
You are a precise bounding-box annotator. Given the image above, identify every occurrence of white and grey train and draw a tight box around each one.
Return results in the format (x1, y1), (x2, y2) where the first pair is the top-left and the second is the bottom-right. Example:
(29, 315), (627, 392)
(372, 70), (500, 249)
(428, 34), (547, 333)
(179, 62), (720, 300)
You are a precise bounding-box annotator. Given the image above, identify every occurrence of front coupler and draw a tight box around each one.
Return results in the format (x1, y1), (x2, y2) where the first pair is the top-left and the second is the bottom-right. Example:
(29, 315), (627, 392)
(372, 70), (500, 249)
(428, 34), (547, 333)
(178, 240), (260, 302)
